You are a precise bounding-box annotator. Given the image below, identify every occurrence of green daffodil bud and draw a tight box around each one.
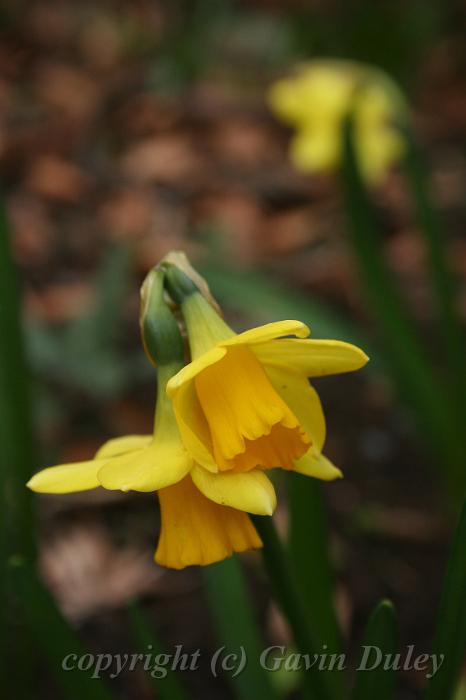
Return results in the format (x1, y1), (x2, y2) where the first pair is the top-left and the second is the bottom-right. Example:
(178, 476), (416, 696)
(140, 266), (185, 368)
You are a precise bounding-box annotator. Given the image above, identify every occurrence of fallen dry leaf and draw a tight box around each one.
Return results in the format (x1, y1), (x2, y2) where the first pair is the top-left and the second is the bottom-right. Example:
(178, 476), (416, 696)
(34, 61), (101, 121)
(26, 154), (91, 202)
(119, 135), (205, 186)
(40, 521), (161, 621)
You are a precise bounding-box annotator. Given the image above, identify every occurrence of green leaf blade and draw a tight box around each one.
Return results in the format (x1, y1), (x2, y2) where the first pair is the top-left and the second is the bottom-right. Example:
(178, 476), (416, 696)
(288, 474), (344, 698)
(9, 559), (115, 700)
(425, 501), (466, 700)
(252, 515), (336, 700)
(203, 556), (279, 700)
(352, 600), (398, 700)
(403, 127), (466, 409)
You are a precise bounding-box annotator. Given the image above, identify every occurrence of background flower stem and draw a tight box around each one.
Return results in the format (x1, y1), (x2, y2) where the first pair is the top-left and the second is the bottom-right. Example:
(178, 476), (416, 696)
(340, 118), (466, 505)
(0, 202), (36, 560)
(0, 202), (37, 695)
(288, 474), (344, 695)
(402, 126), (466, 418)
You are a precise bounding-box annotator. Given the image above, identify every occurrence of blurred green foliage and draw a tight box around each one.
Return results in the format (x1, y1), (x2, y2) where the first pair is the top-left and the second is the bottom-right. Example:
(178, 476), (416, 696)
(10, 559), (114, 700)
(341, 116), (466, 502)
(147, 0), (447, 91)
(26, 247), (139, 400)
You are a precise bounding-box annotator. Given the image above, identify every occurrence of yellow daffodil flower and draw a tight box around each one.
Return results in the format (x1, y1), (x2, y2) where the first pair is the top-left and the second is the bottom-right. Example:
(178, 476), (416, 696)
(27, 255), (369, 570)
(164, 264), (369, 482)
(268, 60), (406, 183)
(27, 268), (274, 569)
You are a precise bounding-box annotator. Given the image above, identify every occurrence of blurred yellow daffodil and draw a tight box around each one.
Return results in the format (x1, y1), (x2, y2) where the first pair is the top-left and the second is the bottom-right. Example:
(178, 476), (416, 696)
(268, 60), (406, 183)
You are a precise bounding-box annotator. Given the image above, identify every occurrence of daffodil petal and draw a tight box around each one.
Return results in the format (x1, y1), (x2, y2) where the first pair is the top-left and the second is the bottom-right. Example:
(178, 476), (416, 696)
(97, 443), (192, 492)
(267, 77), (306, 124)
(265, 366), (326, 451)
(167, 346), (226, 392)
(221, 320), (310, 347)
(358, 129), (405, 183)
(253, 338), (369, 377)
(27, 459), (105, 493)
(290, 125), (340, 172)
(155, 476), (262, 569)
(191, 465), (276, 515)
(294, 450), (343, 481)
(170, 380), (218, 473)
(193, 344), (308, 470)
(95, 435), (152, 460)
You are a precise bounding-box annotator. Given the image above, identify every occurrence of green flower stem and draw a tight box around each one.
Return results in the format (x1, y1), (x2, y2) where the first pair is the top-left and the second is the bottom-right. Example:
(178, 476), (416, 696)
(402, 126), (466, 417)
(288, 474), (344, 700)
(340, 117), (466, 502)
(153, 362), (184, 437)
(252, 515), (335, 700)
(203, 557), (279, 700)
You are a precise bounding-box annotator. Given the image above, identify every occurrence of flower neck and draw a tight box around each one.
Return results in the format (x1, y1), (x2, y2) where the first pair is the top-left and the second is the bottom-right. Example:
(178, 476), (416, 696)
(182, 292), (235, 358)
(153, 362), (184, 439)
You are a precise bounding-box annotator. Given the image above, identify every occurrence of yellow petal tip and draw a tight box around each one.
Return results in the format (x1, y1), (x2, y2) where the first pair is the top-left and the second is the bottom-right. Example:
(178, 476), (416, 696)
(295, 322), (311, 338)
